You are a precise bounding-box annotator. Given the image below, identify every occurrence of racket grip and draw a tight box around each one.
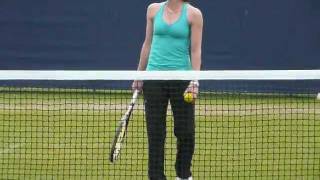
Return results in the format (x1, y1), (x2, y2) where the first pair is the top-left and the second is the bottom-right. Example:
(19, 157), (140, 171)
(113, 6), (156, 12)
(131, 90), (140, 104)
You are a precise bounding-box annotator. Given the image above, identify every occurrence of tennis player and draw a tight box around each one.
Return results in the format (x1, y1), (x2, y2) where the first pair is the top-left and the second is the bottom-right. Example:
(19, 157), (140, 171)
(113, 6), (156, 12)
(132, 0), (203, 179)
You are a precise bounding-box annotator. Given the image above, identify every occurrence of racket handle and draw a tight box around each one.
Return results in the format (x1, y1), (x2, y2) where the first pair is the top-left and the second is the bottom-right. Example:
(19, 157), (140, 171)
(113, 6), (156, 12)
(131, 90), (140, 103)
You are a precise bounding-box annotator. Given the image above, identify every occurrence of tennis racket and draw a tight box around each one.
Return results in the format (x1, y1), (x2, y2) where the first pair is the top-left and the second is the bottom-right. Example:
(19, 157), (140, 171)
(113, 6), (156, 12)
(110, 90), (140, 163)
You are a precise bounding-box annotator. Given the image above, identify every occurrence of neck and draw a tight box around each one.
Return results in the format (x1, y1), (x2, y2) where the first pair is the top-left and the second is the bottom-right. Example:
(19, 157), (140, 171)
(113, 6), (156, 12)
(167, 0), (184, 10)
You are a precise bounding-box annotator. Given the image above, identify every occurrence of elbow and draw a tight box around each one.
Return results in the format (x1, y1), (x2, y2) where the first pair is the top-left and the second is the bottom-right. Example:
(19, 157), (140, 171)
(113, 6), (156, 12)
(143, 38), (152, 49)
(191, 48), (202, 58)
(142, 41), (151, 52)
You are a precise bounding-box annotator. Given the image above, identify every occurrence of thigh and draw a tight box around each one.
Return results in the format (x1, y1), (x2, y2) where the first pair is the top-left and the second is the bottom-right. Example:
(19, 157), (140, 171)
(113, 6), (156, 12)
(143, 81), (168, 102)
(143, 81), (169, 135)
(168, 81), (195, 135)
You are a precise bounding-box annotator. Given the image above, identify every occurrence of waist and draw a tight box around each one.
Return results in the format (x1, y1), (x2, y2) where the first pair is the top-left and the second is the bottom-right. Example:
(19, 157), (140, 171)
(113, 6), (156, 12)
(147, 35), (191, 71)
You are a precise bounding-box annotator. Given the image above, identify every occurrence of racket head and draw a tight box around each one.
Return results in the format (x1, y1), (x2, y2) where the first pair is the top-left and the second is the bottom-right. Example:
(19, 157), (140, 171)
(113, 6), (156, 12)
(110, 120), (128, 162)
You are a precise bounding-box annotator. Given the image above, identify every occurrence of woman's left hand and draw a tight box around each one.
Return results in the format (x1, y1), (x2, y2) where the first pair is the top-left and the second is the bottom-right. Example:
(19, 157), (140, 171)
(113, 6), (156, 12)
(184, 80), (199, 100)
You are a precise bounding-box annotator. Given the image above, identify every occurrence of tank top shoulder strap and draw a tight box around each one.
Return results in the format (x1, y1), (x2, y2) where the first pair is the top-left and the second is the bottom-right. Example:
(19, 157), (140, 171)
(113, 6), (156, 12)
(153, 2), (166, 20)
(159, 2), (166, 15)
(181, 3), (188, 20)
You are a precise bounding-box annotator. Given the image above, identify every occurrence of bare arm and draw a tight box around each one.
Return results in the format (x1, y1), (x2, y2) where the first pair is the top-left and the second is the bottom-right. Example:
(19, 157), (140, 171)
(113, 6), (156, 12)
(190, 8), (203, 71)
(184, 7), (203, 99)
(137, 5), (156, 71)
(133, 4), (159, 91)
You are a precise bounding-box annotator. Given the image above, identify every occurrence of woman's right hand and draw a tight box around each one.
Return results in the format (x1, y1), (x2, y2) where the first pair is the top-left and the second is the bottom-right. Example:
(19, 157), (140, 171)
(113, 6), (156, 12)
(132, 80), (143, 92)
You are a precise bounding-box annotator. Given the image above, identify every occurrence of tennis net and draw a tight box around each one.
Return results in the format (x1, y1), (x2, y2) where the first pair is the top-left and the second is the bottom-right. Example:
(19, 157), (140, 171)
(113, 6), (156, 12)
(0, 70), (319, 179)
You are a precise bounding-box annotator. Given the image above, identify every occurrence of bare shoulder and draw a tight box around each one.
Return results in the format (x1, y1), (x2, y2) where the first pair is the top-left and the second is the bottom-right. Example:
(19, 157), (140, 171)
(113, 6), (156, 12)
(147, 3), (164, 18)
(186, 4), (203, 24)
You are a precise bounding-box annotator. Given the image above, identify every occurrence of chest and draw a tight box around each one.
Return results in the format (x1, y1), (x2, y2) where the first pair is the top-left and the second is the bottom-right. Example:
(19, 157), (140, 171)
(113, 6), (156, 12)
(153, 12), (190, 39)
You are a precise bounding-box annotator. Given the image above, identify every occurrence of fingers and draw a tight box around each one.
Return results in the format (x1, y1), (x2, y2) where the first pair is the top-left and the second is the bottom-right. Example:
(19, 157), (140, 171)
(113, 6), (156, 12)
(131, 81), (138, 91)
(132, 80), (143, 92)
(184, 85), (199, 99)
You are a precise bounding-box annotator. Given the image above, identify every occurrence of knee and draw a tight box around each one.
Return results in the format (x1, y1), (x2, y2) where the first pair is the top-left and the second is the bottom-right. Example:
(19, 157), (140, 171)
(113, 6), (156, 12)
(174, 128), (194, 141)
(148, 130), (166, 143)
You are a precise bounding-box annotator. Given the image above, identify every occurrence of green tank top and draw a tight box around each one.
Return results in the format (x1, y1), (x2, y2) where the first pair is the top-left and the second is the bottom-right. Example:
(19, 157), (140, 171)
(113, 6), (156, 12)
(146, 2), (192, 71)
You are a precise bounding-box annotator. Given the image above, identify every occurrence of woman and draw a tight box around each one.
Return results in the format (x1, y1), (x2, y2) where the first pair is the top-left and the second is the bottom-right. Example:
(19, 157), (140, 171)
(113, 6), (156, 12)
(132, 0), (203, 179)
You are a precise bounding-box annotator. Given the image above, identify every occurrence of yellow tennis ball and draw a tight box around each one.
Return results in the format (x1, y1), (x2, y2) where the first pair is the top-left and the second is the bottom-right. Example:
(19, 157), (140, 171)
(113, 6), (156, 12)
(184, 92), (194, 103)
